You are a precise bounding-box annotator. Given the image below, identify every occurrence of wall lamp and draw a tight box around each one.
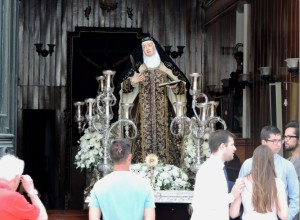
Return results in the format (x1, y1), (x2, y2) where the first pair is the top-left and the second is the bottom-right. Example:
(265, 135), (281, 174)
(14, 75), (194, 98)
(285, 58), (299, 76)
(259, 67), (275, 84)
(164, 46), (185, 59)
(34, 43), (55, 57)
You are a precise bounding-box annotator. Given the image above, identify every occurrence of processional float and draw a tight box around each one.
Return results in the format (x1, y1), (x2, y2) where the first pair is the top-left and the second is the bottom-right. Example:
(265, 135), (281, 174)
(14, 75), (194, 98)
(73, 70), (226, 176)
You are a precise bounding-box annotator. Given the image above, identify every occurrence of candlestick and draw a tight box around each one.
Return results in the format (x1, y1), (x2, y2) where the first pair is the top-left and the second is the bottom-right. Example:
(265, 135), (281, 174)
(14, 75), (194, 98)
(96, 76), (105, 94)
(173, 101), (186, 117)
(103, 70), (116, 91)
(73, 102), (85, 122)
(121, 103), (133, 120)
(190, 73), (203, 92)
(85, 98), (96, 117)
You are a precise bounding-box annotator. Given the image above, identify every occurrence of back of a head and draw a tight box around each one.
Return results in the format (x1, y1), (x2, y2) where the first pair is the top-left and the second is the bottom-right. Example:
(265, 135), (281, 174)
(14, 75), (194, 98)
(109, 139), (131, 164)
(252, 145), (275, 176)
(251, 145), (278, 213)
(209, 130), (235, 153)
(260, 125), (281, 140)
(285, 120), (299, 137)
(0, 154), (24, 181)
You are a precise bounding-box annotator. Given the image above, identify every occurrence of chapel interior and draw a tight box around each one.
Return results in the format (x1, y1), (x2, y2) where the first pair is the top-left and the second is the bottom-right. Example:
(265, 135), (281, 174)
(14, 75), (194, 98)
(0, 0), (299, 219)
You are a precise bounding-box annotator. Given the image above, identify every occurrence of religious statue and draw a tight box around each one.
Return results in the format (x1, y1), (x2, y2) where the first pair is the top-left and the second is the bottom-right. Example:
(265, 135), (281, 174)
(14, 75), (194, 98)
(118, 36), (191, 166)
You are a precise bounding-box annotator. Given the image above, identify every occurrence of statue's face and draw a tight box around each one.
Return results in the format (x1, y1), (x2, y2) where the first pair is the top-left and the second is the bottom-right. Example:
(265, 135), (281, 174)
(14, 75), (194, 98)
(142, 40), (155, 57)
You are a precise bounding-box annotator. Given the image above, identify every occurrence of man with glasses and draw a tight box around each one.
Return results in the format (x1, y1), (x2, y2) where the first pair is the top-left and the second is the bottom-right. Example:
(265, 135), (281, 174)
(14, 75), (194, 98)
(239, 125), (299, 220)
(284, 121), (300, 178)
(284, 121), (299, 220)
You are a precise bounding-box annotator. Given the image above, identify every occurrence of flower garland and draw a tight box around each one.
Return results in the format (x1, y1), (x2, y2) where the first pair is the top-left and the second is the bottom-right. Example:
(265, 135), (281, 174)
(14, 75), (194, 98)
(181, 131), (211, 173)
(74, 129), (104, 171)
(130, 163), (191, 191)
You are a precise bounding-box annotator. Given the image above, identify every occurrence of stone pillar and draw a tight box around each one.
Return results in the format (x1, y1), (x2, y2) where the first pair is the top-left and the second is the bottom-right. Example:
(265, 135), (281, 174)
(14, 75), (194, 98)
(0, 0), (18, 154)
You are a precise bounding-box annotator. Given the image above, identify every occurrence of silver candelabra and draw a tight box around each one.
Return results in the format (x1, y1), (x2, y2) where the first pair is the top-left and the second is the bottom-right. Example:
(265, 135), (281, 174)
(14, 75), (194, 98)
(170, 73), (227, 173)
(74, 70), (137, 176)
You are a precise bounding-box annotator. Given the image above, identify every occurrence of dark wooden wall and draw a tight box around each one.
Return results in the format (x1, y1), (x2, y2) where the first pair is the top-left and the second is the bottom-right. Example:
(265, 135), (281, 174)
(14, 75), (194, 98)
(250, 0), (299, 117)
(249, 0), (299, 156)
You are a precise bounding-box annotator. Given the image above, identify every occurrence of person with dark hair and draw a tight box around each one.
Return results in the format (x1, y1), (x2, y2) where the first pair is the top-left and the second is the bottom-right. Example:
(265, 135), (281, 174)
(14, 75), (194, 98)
(88, 139), (155, 220)
(0, 154), (48, 220)
(119, 36), (188, 166)
(230, 145), (288, 219)
(190, 130), (245, 220)
(239, 125), (299, 220)
(284, 121), (300, 179)
(284, 120), (299, 220)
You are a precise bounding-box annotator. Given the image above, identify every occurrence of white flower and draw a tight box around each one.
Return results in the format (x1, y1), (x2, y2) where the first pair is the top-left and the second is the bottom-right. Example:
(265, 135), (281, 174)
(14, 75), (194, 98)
(182, 131), (211, 172)
(74, 129), (105, 171)
(129, 163), (191, 190)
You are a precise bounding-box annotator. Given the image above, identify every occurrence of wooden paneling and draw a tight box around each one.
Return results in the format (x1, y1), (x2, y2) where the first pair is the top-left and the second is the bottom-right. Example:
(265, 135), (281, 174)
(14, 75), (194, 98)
(204, 0), (299, 159)
(18, 0), (204, 111)
(249, 0), (299, 140)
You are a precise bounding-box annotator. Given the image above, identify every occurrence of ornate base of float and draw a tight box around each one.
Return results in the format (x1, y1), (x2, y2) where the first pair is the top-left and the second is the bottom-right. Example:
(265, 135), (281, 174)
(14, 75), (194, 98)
(154, 190), (193, 203)
(85, 190), (193, 220)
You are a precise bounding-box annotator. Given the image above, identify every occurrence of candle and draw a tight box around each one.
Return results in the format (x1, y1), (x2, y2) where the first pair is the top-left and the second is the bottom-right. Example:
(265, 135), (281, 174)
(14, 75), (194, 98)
(88, 103), (93, 117)
(193, 77), (198, 91)
(210, 103), (215, 117)
(85, 99), (95, 117)
(177, 106), (183, 116)
(201, 104), (207, 121)
(190, 73), (199, 91)
(106, 74), (111, 90)
(77, 105), (81, 118)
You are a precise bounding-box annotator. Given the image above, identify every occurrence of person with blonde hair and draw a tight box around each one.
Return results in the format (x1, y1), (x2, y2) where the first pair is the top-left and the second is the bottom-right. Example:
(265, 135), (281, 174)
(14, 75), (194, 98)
(230, 145), (288, 219)
(0, 154), (48, 220)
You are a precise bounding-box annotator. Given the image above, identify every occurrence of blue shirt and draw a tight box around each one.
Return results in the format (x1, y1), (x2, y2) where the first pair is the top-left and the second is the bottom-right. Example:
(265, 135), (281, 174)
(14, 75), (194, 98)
(89, 171), (155, 220)
(239, 154), (299, 220)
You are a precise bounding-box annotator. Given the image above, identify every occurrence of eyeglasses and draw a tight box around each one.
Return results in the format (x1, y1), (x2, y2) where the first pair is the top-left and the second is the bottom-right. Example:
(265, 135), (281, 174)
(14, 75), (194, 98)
(265, 139), (283, 145)
(283, 135), (299, 141)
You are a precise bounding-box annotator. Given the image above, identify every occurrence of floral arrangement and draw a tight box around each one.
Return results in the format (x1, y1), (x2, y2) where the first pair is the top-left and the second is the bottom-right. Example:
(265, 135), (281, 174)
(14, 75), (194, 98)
(130, 163), (191, 190)
(74, 129), (104, 171)
(181, 131), (211, 172)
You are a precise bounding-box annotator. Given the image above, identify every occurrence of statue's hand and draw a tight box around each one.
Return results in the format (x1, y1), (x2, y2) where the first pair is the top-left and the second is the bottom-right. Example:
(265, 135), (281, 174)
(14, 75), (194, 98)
(130, 72), (145, 84)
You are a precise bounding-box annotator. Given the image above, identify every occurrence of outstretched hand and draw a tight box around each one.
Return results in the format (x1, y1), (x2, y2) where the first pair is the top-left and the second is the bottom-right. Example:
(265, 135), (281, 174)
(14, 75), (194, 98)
(131, 72), (145, 84)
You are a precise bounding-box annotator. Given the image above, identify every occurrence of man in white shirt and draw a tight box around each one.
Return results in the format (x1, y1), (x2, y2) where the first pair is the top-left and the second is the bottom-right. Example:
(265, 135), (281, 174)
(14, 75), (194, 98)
(191, 130), (244, 220)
